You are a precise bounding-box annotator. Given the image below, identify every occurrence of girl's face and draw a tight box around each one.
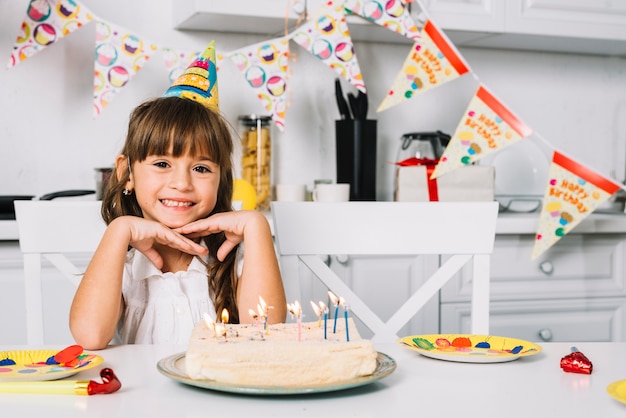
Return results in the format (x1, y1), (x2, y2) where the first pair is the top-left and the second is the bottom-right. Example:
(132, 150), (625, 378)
(129, 151), (220, 228)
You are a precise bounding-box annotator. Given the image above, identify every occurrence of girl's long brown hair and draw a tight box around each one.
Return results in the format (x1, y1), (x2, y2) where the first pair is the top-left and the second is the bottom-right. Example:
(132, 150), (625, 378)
(101, 96), (240, 322)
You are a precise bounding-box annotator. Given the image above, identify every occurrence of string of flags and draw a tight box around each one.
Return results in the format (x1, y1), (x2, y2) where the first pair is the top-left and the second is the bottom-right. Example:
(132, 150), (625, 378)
(5, 0), (625, 259)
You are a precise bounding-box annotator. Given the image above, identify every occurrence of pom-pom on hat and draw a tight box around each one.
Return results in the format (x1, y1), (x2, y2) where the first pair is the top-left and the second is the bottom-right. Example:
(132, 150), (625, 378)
(162, 41), (219, 110)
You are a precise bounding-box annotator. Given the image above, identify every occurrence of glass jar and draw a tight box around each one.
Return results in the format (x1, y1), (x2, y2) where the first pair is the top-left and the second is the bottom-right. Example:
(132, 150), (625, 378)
(238, 115), (273, 211)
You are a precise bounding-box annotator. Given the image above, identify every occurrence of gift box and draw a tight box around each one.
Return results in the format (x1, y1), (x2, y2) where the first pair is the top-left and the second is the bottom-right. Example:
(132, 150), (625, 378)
(395, 165), (495, 202)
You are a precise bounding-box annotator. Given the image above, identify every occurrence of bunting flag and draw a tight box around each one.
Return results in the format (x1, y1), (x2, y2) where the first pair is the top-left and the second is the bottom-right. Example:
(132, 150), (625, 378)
(291, 0), (366, 93)
(377, 19), (470, 112)
(344, 0), (421, 41)
(7, 0), (93, 69)
(93, 20), (157, 117)
(431, 85), (533, 178)
(227, 37), (290, 131)
(162, 47), (202, 84)
(532, 151), (621, 259)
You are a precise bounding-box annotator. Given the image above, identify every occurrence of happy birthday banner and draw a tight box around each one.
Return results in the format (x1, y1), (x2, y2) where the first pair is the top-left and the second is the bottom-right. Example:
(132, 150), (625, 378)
(5, 0), (625, 258)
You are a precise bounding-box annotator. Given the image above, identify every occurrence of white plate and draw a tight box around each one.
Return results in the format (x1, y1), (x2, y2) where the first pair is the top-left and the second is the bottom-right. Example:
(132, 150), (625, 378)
(481, 139), (551, 211)
(157, 351), (396, 395)
(397, 334), (542, 364)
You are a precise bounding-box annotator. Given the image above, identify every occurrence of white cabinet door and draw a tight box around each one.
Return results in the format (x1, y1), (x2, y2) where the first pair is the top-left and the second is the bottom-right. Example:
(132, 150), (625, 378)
(420, 0), (506, 32)
(506, 0), (626, 40)
(441, 234), (626, 302)
(441, 298), (626, 342)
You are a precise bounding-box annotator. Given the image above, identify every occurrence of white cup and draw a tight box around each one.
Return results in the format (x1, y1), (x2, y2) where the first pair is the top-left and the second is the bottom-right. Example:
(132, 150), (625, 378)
(275, 184), (307, 202)
(313, 183), (350, 202)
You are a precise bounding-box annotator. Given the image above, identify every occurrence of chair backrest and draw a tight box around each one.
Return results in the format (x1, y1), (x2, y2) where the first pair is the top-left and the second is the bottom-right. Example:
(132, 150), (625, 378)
(14, 200), (105, 345)
(272, 201), (499, 342)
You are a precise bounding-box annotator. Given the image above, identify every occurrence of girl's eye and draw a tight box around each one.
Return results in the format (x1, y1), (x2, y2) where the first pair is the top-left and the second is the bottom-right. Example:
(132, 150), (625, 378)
(154, 161), (169, 168)
(194, 165), (212, 174)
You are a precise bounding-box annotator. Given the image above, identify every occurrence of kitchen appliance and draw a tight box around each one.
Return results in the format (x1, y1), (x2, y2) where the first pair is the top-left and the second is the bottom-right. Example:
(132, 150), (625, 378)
(396, 131), (450, 162)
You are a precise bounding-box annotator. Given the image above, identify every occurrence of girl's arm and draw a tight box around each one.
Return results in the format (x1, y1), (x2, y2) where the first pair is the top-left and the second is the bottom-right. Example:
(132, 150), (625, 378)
(176, 210), (287, 324)
(70, 216), (208, 349)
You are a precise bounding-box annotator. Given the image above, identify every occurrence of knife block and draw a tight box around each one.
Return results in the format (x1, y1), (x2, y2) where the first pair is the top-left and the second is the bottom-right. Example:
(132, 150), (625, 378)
(335, 119), (377, 201)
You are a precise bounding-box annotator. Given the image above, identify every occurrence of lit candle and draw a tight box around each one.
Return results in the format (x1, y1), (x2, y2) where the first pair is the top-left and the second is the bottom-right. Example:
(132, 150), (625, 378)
(215, 322), (227, 342)
(203, 312), (217, 338)
(310, 301), (321, 327)
(287, 301), (303, 342)
(258, 296), (269, 335)
(340, 297), (350, 342)
(323, 305), (329, 340)
(221, 308), (229, 324)
(328, 291), (340, 334)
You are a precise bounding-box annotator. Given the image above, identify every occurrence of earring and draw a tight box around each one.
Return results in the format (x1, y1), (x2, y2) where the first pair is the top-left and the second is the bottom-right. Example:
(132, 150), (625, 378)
(123, 189), (131, 196)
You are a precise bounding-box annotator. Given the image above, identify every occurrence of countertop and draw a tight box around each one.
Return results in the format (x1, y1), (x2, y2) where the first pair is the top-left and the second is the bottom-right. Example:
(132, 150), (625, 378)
(3, 207), (626, 241)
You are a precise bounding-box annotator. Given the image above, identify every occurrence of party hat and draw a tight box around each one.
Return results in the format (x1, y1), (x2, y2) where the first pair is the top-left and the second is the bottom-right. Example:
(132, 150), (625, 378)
(162, 41), (219, 110)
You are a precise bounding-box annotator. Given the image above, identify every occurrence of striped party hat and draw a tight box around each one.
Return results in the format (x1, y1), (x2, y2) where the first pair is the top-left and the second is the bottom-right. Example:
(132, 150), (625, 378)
(162, 41), (219, 110)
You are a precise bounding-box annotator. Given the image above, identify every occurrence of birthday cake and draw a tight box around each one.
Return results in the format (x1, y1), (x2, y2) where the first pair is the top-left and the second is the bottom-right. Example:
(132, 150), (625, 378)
(184, 318), (378, 386)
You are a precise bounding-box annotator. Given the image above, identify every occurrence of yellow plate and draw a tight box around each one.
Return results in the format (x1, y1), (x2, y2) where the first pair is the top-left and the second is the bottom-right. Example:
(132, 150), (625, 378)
(398, 334), (542, 363)
(233, 178), (257, 210)
(0, 350), (103, 382)
(607, 380), (626, 404)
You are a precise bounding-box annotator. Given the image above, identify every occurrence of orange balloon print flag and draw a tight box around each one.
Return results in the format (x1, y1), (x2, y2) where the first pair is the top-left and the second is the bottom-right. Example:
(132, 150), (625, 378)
(532, 151), (621, 259)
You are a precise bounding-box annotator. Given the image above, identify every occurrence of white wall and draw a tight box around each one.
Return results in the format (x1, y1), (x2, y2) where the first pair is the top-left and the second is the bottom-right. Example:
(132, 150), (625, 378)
(1, 0), (626, 201)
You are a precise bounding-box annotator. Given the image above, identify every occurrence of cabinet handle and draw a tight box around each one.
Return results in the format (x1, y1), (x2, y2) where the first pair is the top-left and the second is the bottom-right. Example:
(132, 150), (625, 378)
(539, 261), (554, 275)
(335, 254), (349, 265)
(538, 328), (553, 341)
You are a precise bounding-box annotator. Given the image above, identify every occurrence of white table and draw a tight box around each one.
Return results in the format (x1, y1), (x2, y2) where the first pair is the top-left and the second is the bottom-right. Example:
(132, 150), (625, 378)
(1, 342), (625, 417)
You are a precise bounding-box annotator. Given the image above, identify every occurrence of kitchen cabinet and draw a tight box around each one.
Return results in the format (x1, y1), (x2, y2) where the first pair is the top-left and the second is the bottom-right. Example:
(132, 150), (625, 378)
(440, 232), (626, 342)
(421, 0), (626, 55)
(173, 0), (626, 55)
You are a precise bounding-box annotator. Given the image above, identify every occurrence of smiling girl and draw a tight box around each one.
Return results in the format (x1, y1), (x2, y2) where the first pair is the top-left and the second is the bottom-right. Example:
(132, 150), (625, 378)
(69, 96), (286, 349)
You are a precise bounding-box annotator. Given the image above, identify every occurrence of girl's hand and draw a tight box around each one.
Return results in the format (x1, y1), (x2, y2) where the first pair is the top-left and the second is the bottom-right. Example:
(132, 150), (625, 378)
(174, 210), (266, 261)
(113, 216), (208, 269)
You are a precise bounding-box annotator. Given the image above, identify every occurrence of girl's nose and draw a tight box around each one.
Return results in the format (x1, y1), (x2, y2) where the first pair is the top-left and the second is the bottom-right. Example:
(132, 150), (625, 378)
(169, 167), (192, 190)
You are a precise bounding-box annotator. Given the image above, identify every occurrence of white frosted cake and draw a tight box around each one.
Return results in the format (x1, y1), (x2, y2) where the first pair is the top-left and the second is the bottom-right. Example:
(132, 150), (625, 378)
(185, 318), (378, 386)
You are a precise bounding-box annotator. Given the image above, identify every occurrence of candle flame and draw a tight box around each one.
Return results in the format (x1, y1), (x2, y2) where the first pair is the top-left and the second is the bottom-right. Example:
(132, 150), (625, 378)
(287, 300), (302, 317)
(249, 308), (259, 321)
(328, 291), (340, 306)
(258, 296), (268, 315)
(221, 308), (229, 324)
(310, 301), (321, 317)
(339, 297), (347, 308)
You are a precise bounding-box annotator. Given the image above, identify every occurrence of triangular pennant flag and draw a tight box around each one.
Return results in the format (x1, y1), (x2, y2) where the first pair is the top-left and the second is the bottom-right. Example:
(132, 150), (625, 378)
(291, 0), (366, 93)
(344, 0), (421, 41)
(7, 0), (94, 69)
(161, 47), (202, 84)
(163, 41), (219, 111)
(532, 151), (621, 259)
(227, 37), (290, 131)
(93, 20), (157, 117)
(432, 85), (533, 178)
(377, 19), (470, 112)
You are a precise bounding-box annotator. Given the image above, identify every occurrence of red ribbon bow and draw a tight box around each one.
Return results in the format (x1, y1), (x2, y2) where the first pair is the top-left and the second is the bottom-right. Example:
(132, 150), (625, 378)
(395, 157), (440, 201)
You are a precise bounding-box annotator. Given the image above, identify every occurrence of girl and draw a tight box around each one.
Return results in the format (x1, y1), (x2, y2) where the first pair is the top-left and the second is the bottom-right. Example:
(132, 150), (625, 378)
(70, 96), (287, 349)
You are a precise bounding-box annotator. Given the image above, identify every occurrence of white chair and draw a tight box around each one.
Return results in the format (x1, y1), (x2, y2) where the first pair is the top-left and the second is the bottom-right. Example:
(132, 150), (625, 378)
(271, 201), (499, 342)
(14, 200), (105, 345)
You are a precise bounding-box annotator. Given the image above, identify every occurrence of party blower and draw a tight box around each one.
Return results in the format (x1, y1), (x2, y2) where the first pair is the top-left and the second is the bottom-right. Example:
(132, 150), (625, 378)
(0, 368), (121, 395)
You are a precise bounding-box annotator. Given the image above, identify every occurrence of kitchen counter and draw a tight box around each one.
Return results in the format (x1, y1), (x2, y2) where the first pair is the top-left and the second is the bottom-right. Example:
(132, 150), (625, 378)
(3, 209), (626, 241)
